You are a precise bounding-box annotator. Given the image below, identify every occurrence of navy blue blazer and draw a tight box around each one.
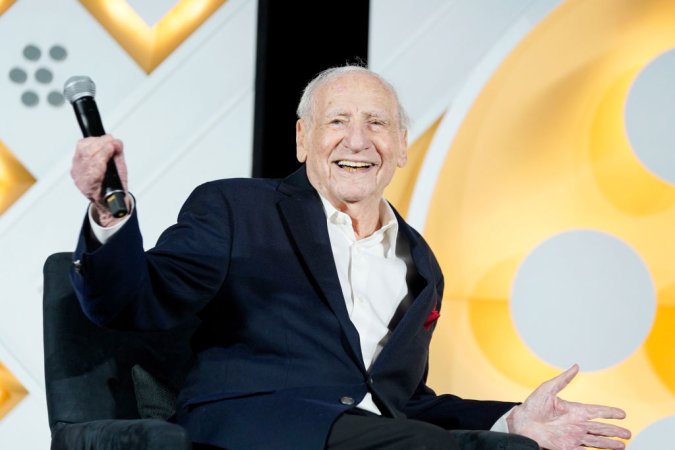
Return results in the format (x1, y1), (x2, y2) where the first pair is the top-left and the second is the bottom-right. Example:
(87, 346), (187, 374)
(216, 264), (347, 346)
(71, 167), (515, 449)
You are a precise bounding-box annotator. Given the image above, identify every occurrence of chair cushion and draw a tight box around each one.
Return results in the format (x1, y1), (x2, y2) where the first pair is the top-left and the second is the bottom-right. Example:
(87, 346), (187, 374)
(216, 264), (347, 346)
(131, 364), (177, 420)
(50, 419), (191, 450)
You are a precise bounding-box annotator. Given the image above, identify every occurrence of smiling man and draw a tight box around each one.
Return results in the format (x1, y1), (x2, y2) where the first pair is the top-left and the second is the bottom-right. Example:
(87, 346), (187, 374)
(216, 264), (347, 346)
(70, 66), (630, 450)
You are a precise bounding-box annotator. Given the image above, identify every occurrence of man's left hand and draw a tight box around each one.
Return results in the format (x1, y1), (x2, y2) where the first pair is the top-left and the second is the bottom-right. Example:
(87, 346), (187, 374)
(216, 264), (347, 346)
(507, 364), (631, 449)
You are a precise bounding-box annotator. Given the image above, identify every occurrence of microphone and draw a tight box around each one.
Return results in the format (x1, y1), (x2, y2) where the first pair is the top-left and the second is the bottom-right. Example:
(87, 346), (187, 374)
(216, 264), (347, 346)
(63, 75), (128, 218)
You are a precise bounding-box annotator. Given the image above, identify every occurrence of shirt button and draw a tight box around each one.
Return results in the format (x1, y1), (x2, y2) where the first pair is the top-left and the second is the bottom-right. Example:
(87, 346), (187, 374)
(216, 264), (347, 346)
(73, 259), (83, 274)
(340, 396), (355, 406)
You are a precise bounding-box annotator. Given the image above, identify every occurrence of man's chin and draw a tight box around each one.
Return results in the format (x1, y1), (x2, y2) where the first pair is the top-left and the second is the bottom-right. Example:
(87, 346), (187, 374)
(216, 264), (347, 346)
(333, 190), (379, 206)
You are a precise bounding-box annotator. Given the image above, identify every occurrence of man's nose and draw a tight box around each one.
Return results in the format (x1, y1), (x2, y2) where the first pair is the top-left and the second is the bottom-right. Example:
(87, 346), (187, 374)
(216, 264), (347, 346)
(343, 124), (371, 151)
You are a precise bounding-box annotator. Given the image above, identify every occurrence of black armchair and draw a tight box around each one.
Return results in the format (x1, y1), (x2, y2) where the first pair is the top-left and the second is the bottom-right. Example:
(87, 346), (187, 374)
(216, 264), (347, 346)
(43, 252), (199, 450)
(43, 252), (540, 450)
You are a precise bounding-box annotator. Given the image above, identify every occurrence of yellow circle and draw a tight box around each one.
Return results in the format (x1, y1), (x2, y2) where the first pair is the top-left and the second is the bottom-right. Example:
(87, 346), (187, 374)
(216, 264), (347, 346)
(387, 0), (675, 438)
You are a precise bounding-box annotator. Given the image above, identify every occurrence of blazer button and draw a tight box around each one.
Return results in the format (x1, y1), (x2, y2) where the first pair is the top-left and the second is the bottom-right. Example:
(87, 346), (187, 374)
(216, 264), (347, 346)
(340, 396), (355, 406)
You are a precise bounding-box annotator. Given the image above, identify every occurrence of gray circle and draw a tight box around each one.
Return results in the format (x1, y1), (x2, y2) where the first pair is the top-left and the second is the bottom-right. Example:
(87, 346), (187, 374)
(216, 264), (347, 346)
(21, 91), (39, 107)
(626, 48), (675, 184)
(49, 45), (67, 61)
(35, 67), (53, 84)
(23, 44), (41, 61)
(9, 67), (27, 83)
(47, 91), (65, 107)
(511, 230), (656, 371)
(629, 415), (675, 449)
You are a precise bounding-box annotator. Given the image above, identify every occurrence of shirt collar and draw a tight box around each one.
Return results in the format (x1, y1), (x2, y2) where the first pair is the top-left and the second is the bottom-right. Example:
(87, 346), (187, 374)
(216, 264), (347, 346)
(318, 194), (399, 257)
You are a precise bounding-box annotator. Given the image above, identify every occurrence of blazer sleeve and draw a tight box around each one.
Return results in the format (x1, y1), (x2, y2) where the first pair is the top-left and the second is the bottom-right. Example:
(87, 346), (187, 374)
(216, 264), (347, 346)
(70, 181), (232, 330)
(401, 370), (517, 430)
(401, 249), (517, 430)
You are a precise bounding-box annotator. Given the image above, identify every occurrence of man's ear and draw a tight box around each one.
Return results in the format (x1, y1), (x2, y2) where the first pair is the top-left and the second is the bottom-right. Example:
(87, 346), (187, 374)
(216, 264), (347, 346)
(296, 119), (307, 163)
(397, 129), (408, 168)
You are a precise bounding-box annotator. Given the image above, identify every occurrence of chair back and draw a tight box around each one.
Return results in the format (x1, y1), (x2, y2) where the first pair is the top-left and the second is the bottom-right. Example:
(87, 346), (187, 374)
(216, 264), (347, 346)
(43, 252), (198, 428)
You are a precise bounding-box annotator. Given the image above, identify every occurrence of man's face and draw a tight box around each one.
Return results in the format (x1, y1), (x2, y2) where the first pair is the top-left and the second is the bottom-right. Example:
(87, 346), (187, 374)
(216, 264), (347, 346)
(296, 72), (408, 209)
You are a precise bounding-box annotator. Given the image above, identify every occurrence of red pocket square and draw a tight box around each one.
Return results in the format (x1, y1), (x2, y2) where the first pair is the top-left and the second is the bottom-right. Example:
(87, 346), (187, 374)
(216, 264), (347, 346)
(424, 307), (440, 331)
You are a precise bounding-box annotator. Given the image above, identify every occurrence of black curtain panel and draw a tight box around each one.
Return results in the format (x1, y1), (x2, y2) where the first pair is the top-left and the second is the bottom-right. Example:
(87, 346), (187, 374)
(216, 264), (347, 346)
(252, 0), (370, 178)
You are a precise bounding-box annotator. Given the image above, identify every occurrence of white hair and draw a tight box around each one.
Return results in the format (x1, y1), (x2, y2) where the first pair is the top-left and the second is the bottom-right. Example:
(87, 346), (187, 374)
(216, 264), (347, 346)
(296, 65), (410, 131)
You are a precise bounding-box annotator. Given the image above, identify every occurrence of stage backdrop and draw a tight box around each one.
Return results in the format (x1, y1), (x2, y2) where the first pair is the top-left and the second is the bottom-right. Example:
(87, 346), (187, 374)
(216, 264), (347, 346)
(0, 0), (255, 446)
(373, 0), (675, 447)
(0, 1), (673, 448)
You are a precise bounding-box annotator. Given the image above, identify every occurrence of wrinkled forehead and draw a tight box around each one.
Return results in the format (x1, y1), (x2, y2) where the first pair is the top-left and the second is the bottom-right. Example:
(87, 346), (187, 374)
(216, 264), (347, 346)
(314, 73), (398, 119)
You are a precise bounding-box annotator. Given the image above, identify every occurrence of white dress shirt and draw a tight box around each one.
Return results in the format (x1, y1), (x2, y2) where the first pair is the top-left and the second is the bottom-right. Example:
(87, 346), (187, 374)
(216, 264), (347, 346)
(319, 195), (411, 415)
(89, 198), (134, 244)
(318, 195), (513, 430)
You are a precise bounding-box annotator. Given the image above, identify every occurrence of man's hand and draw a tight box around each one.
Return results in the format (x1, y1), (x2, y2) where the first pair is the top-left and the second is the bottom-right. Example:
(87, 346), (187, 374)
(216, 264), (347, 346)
(507, 364), (631, 450)
(71, 134), (130, 227)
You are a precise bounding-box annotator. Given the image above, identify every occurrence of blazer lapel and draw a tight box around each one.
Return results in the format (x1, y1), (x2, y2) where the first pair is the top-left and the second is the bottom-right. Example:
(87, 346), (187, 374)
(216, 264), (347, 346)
(277, 167), (366, 373)
(371, 212), (439, 368)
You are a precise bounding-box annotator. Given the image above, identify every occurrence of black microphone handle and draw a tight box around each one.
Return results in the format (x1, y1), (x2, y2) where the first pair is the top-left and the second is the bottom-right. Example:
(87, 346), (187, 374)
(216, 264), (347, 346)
(102, 158), (128, 218)
(72, 96), (128, 218)
(73, 96), (105, 137)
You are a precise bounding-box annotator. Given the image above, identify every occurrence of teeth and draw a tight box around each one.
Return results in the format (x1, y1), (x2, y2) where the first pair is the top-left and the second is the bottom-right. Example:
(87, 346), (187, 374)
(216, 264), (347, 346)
(336, 160), (373, 169)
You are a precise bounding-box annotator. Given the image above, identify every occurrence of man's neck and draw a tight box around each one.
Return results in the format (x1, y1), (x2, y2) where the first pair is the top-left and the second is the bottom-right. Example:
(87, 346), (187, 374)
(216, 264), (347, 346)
(340, 201), (382, 240)
(319, 195), (384, 240)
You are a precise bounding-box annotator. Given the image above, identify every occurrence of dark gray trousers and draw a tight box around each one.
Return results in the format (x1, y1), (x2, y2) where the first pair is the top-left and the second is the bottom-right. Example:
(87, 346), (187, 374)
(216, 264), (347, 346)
(325, 410), (540, 450)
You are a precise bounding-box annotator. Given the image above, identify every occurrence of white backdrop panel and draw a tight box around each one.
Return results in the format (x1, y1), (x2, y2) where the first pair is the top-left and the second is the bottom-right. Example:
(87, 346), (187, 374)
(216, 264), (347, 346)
(0, 0), (255, 447)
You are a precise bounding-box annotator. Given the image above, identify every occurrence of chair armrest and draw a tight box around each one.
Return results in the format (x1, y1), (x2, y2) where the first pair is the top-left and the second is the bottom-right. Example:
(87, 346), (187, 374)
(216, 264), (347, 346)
(50, 419), (191, 450)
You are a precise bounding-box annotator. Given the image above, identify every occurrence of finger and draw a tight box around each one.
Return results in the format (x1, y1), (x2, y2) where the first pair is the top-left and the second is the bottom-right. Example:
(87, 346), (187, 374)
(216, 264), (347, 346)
(567, 401), (627, 420)
(111, 139), (126, 169)
(82, 144), (116, 180)
(80, 134), (114, 148)
(581, 434), (626, 449)
(110, 138), (124, 155)
(72, 136), (118, 204)
(586, 422), (632, 439)
(542, 364), (579, 396)
(73, 141), (108, 181)
(76, 136), (115, 162)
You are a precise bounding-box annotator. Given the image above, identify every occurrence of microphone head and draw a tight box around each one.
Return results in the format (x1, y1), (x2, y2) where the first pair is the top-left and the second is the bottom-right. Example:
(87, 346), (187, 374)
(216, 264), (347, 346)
(63, 76), (96, 103)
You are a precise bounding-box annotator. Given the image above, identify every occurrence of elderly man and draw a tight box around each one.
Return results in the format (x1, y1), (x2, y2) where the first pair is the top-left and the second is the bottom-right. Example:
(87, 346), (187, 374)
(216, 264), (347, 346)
(70, 66), (631, 449)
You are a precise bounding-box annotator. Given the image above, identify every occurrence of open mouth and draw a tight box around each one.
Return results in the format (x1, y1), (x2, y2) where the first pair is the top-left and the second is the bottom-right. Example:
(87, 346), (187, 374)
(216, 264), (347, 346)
(335, 160), (375, 173)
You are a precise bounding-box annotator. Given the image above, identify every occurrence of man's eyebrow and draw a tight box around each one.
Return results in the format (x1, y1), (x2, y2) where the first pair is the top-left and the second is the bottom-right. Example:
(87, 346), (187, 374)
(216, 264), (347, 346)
(364, 111), (389, 120)
(325, 109), (351, 118)
(323, 110), (392, 122)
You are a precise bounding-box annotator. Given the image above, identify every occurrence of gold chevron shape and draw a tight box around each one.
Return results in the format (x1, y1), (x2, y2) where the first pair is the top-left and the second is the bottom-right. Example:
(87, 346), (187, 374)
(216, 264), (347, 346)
(79, 0), (227, 74)
(0, 0), (16, 16)
(0, 140), (35, 215)
(0, 362), (28, 421)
